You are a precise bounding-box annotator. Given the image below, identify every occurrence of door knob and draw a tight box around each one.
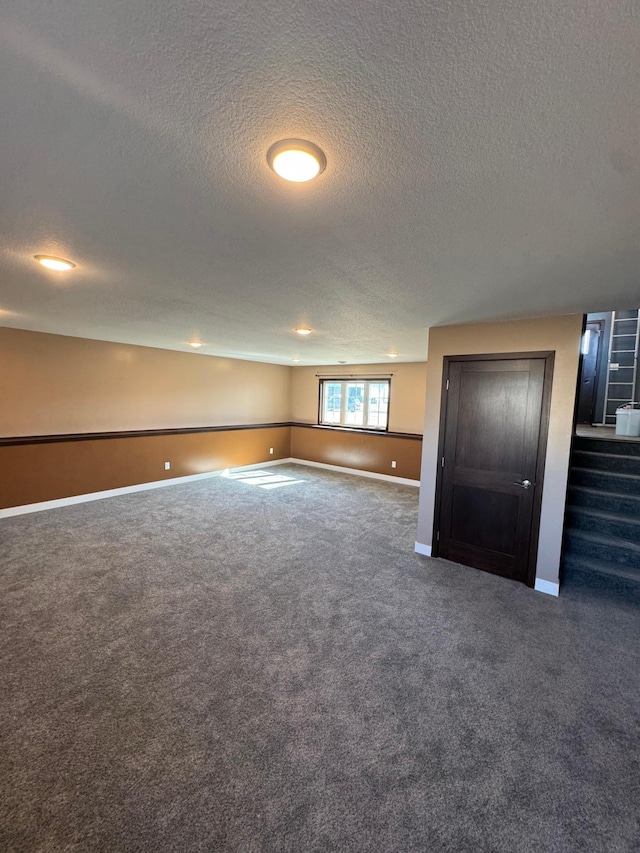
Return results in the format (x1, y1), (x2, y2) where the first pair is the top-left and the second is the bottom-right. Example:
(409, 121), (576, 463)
(514, 479), (533, 489)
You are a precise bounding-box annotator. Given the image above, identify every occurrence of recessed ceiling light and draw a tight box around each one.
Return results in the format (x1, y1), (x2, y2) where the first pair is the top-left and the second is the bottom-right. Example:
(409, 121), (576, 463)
(294, 327), (312, 336)
(267, 139), (326, 183)
(292, 358), (301, 363)
(34, 255), (76, 271)
(386, 352), (399, 358)
(189, 340), (203, 348)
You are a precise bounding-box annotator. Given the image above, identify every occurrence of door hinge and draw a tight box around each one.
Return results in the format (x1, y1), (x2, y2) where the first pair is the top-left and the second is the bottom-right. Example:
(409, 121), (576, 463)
(441, 456), (445, 468)
(446, 379), (450, 391)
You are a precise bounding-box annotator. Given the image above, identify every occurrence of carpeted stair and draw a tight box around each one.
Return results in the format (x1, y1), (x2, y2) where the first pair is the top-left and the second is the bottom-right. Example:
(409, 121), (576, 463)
(563, 435), (640, 593)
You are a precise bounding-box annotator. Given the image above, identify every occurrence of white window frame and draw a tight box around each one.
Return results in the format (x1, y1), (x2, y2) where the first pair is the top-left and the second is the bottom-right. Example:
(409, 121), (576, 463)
(318, 378), (390, 431)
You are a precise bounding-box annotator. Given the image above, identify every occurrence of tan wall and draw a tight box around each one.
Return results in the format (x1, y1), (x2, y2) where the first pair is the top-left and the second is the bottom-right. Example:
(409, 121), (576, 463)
(0, 328), (291, 437)
(291, 426), (422, 481)
(0, 329), (425, 509)
(290, 362), (427, 435)
(0, 427), (291, 510)
(416, 315), (583, 586)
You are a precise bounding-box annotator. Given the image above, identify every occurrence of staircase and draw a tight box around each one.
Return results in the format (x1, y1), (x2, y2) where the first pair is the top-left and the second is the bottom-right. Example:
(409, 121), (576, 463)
(562, 434), (640, 595)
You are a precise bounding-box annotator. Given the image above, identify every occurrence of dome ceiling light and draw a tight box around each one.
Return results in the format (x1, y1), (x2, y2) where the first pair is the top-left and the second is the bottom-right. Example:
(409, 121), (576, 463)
(34, 255), (76, 271)
(294, 326), (313, 335)
(267, 139), (326, 183)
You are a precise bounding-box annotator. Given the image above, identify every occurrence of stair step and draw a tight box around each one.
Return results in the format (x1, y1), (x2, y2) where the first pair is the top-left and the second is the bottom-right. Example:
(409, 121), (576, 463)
(563, 529), (640, 569)
(572, 450), (640, 475)
(562, 553), (640, 593)
(570, 467), (640, 496)
(567, 485), (640, 517)
(574, 436), (640, 457)
(565, 506), (640, 540)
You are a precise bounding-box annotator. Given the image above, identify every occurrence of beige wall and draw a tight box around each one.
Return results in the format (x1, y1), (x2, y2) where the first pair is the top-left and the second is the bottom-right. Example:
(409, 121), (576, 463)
(0, 328), (291, 437)
(416, 315), (583, 586)
(290, 362), (427, 435)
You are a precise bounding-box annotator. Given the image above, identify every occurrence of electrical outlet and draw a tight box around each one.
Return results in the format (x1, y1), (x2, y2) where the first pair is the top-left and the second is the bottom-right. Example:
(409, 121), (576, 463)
(269, 447), (274, 454)
(164, 461), (171, 470)
(391, 460), (397, 469)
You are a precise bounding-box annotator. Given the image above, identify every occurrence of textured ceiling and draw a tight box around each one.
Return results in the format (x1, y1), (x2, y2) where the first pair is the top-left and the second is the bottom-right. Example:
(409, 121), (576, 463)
(0, 1), (638, 364)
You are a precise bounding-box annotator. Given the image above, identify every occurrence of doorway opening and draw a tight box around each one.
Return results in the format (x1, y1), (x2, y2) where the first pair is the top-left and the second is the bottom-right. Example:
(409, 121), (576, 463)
(575, 309), (639, 431)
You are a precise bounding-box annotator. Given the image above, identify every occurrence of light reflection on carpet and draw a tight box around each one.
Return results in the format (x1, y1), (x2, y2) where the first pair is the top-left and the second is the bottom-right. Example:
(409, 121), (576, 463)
(221, 469), (304, 489)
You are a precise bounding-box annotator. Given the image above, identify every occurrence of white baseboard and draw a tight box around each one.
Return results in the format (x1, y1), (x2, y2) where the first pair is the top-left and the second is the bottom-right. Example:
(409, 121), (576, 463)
(0, 458), (291, 519)
(534, 578), (560, 597)
(414, 541), (432, 557)
(288, 458), (420, 487)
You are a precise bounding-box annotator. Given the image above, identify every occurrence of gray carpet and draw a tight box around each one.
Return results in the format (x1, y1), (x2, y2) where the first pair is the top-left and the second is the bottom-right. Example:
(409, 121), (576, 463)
(1, 463), (638, 852)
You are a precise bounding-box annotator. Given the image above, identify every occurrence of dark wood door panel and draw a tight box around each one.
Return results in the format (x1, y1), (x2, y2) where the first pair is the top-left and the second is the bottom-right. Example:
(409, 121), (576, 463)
(455, 370), (531, 472)
(435, 353), (553, 587)
(445, 540), (516, 577)
(448, 484), (520, 555)
(441, 481), (535, 582)
(577, 320), (603, 425)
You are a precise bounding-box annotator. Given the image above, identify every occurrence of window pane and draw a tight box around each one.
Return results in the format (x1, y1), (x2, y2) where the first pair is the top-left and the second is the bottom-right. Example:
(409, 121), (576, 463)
(367, 381), (389, 428)
(323, 382), (342, 424)
(344, 382), (365, 427)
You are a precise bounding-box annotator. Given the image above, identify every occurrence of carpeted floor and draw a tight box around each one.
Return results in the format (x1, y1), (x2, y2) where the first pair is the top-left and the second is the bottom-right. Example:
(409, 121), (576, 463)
(1, 463), (638, 852)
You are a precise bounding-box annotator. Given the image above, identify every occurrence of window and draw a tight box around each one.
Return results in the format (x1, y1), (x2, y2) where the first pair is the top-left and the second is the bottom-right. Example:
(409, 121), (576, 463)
(319, 378), (390, 430)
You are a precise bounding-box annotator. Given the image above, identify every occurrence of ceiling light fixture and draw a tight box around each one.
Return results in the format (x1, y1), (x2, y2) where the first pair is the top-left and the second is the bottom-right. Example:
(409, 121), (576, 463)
(34, 255), (76, 271)
(294, 327), (312, 336)
(386, 352), (399, 358)
(189, 340), (203, 348)
(267, 139), (326, 183)
(292, 358), (301, 363)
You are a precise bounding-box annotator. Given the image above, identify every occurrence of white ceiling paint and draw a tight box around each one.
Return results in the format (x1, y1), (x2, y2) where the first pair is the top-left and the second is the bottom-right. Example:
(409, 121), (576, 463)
(0, 1), (638, 364)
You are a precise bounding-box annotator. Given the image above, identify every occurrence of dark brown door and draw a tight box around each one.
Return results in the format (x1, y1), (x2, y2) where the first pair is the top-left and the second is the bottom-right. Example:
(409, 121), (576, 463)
(576, 320), (603, 424)
(435, 353), (553, 585)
